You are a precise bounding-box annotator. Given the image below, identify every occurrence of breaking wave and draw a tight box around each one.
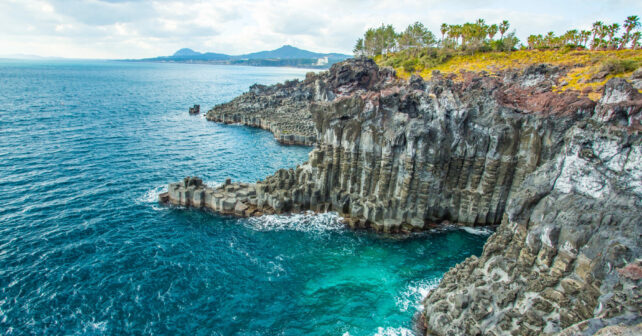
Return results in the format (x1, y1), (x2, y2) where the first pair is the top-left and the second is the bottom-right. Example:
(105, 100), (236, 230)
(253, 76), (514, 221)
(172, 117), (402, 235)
(373, 326), (416, 336)
(461, 226), (494, 236)
(244, 211), (345, 233)
(342, 326), (415, 336)
(139, 185), (168, 204)
(395, 278), (440, 312)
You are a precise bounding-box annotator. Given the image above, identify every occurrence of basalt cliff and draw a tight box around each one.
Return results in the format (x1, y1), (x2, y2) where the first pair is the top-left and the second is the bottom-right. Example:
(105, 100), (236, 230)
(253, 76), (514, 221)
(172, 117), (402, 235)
(162, 58), (641, 335)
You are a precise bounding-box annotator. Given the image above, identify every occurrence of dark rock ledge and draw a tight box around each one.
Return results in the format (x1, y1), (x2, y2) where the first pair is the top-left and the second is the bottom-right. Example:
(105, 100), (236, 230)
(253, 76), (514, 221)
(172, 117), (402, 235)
(160, 59), (642, 335)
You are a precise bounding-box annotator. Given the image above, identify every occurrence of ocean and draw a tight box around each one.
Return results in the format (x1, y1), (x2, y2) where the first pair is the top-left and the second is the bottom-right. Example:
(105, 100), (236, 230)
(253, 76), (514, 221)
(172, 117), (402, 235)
(0, 60), (488, 335)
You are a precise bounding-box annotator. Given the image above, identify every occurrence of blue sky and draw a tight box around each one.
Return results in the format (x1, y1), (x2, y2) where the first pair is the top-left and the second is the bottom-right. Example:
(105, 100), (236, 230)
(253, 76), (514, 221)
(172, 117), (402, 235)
(0, 0), (640, 59)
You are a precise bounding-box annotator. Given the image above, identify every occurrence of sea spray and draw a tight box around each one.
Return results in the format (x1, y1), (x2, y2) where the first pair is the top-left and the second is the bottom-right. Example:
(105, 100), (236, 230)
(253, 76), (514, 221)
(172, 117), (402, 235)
(244, 211), (344, 233)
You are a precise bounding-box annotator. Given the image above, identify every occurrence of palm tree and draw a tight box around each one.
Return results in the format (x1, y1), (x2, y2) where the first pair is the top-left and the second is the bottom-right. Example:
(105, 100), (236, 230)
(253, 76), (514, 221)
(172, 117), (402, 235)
(607, 23), (620, 49)
(461, 23), (475, 47)
(591, 21), (603, 50)
(527, 35), (537, 49)
(597, 23), (608, 49)
(632, 31), (641, 50)
(440, 23), (449, 45)
(565, 30), (579, 46)
(620, 15), (641, 49)
(499, 20), (510, 40)
(448, 25), (462, 47)
(488, 24), (498, 40)
(581, 30), (591, 48)
(544, 32), (555, 48)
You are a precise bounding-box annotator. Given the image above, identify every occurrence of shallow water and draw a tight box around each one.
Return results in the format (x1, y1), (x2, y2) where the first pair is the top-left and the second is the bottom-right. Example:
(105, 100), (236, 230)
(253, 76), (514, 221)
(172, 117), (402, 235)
(0, 60), (488, 335)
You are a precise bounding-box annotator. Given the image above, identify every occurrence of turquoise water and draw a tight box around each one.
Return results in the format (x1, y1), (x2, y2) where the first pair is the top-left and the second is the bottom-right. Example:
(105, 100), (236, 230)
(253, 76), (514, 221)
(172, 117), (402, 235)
(0, 60), (489, 335)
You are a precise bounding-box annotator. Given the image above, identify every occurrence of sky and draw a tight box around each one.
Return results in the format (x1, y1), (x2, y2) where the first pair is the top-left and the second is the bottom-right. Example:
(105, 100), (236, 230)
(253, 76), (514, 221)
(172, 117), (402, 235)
(0, 0), (640, 59)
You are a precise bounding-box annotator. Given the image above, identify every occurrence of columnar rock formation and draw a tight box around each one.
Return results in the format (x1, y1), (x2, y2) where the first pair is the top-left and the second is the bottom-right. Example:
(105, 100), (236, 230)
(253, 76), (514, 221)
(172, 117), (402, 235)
(162, 59), (642, 335)
(422, 119), (642, 335)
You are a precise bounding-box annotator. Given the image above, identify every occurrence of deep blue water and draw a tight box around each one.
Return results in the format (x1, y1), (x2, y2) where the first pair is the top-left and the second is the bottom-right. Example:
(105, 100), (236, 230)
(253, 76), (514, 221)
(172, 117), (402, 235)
(0, 60), (488, 335)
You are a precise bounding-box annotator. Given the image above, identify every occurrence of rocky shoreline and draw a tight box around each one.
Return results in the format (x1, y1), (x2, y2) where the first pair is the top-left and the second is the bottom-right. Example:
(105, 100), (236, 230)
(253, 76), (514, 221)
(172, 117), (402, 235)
(161, 58), (641, 335)
(205, 77), (319, 146)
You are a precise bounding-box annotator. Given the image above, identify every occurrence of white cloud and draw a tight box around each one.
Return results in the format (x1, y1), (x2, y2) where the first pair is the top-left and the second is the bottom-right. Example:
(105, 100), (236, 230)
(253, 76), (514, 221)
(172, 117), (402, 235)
(0, 0), (640, 59)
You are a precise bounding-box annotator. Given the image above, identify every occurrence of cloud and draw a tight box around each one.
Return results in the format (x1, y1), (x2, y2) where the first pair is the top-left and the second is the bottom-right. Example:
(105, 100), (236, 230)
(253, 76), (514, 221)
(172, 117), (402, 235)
(47, 0), (157, 25)
(1, 0), (641, 58)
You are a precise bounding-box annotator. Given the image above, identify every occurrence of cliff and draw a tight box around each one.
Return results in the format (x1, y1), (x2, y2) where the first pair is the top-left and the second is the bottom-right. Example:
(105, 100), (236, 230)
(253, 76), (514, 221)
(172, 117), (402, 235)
(162, 58), (642, 335)
(205, 59), (391, 146)
(205, 77), (318, 145)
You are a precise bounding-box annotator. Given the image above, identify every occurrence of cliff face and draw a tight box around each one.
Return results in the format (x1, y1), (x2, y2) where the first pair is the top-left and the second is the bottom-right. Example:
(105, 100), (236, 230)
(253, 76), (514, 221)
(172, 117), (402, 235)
(163, 59), (642, 335)
(206, 78), (318, 145)
(205, 60), (391, 145)
(422, 120), (641, 335)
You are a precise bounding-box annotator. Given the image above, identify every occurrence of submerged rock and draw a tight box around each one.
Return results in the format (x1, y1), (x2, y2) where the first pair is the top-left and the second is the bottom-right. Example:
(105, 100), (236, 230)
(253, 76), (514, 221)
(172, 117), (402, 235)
(164, 58), (642, 335)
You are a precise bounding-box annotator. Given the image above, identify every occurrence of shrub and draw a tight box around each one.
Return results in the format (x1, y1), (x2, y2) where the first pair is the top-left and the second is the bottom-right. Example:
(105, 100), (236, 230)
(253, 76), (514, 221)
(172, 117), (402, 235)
(600, 58), (641, 75)
(402, 58), (418, 72)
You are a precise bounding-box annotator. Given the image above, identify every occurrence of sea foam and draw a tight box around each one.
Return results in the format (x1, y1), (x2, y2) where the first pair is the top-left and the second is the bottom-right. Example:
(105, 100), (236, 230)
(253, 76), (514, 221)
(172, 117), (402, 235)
(244, 211), (344, 233)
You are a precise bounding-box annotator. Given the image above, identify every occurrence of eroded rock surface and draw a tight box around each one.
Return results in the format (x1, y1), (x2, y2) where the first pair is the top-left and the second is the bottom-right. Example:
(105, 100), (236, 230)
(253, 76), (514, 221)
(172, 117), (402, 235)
(205, 58), (393, 145)
(163, 59), (641, 335)
(422, 122), (641, 335)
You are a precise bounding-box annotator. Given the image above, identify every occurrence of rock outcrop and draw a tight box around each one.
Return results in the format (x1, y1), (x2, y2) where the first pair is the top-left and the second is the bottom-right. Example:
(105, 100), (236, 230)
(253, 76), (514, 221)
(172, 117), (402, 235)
(206, 78), (317, 145)
(163, 59), (641, 335)
(205, 59), (394, 146)
(422, 121), (641, 335)
(162, 176), (271, 217)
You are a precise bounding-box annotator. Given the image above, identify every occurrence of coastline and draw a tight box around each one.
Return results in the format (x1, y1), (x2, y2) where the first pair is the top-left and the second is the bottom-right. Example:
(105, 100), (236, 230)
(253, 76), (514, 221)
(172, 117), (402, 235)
(162, 57), (642, 335)
(119, 59), (332, 70)
(205, 115), (316, 146)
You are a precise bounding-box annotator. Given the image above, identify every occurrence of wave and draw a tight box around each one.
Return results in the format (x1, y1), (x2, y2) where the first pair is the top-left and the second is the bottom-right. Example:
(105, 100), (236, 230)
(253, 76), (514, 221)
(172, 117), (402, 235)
(244, 211), (344, 233)
(139, 185), (168, 204)
(395, 278), (440, 312)
(373, 327), (415, 336)
(461, 226), (494, 236)
(342, 326), (415, 336)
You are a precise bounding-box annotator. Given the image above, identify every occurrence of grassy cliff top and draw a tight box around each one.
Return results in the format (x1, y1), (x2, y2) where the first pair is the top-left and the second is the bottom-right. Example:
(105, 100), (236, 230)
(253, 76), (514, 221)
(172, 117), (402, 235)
(377, 49), (641, 100)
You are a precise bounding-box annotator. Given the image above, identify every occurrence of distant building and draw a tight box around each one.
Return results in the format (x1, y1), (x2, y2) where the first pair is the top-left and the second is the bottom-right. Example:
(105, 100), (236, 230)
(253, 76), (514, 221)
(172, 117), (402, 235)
(316, 56), (329, 66)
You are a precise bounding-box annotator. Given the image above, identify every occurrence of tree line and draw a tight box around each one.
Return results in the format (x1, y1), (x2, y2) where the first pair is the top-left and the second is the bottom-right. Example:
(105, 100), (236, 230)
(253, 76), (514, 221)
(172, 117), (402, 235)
(527, 16), (641, 50)
(354, 19), (519, 57)
(354, 15), (641, 58)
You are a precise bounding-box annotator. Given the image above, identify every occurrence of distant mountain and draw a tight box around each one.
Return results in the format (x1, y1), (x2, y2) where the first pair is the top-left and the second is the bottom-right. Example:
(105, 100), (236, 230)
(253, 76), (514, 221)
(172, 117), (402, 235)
(153, 48), (230, 61)
(240, 45), (340, 60)
(133, 45), (352, 68)
(172, 48), (201, 57)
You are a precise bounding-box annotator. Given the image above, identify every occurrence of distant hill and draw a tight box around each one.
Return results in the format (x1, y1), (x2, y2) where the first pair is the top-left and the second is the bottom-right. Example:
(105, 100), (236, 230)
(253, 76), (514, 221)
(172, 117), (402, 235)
(172, 48), (201, 57)
(241, 45), (333, 59)
(133, 45), (352, 68)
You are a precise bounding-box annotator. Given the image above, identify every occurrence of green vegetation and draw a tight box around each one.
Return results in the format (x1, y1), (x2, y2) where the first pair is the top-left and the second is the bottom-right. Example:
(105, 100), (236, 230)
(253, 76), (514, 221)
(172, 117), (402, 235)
(599, 57), (642, 75)
(387, 49), (639, 101)
(354, 22), (435, 57)
(354, 16), (641, 75)
(355, 19), (520, 72)
(527, 16), (640, 50)
(355, 20), (519, 55)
